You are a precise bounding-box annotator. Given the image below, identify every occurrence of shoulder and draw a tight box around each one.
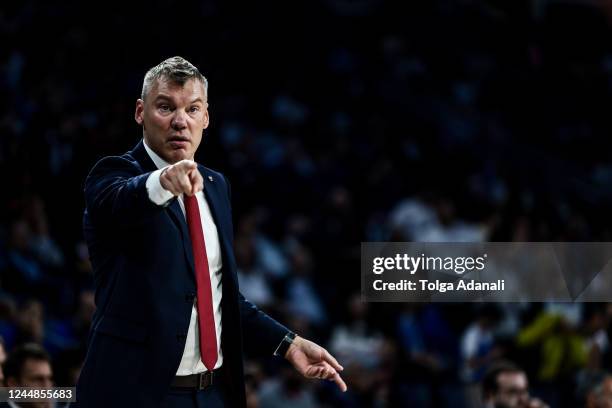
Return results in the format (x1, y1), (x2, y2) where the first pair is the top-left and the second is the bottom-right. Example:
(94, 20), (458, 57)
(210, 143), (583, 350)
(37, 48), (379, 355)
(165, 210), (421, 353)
(86, 151), (145, 181)
(90, 151), (144, 172)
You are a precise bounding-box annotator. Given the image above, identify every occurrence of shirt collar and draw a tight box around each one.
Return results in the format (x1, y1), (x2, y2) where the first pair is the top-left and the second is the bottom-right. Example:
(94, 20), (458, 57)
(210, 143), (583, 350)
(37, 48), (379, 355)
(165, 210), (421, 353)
(143, 139), (171, 170)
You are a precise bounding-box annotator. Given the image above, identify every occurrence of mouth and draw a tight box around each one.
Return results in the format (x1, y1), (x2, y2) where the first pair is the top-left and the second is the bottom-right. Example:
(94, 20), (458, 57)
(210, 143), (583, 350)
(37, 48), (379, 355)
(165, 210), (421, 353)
(167, 135), (190, 149)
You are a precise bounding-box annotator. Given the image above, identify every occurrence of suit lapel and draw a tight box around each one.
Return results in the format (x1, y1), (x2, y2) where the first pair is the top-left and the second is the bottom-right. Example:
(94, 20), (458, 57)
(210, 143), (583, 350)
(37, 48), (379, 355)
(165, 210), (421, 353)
(198, 166), (224, 230)
(129, 140), (157, 173)
(201, 167), (227, 249)
(200, 166), (238, 288)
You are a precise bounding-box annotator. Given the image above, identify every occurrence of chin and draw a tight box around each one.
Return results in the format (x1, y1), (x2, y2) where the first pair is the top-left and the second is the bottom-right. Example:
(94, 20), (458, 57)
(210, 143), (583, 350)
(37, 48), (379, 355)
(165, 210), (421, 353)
(169, 150), (191, 163)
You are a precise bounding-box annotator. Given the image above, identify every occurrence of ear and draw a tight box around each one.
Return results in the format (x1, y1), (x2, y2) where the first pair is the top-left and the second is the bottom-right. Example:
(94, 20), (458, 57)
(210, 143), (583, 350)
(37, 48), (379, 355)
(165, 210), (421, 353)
(135, 99), (145, 126)
(203, 106), (210, 129)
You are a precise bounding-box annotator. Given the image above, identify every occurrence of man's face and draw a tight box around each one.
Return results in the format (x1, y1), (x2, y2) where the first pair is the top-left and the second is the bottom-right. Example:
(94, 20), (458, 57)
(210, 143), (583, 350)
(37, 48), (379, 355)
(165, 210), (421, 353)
(135, 77), (209, 164)
(589, 377), (612, 408)
(491, 371), (529, 408)
(8, 358), (53, 408)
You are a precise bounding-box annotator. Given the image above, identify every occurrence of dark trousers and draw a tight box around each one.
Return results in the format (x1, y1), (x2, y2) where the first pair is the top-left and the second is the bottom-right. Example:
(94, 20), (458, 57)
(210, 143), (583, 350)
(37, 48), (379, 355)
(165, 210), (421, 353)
(161, 385), (228, 408)
(161, 375), (228, 408)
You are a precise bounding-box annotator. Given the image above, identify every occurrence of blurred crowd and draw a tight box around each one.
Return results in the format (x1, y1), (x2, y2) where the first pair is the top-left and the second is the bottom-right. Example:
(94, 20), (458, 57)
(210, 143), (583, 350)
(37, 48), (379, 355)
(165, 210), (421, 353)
(4, 0), (612, 407)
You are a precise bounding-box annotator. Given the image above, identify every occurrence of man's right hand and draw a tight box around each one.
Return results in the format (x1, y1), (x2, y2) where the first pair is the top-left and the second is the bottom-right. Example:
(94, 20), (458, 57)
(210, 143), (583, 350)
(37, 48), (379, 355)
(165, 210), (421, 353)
(159, 160), (203, 197)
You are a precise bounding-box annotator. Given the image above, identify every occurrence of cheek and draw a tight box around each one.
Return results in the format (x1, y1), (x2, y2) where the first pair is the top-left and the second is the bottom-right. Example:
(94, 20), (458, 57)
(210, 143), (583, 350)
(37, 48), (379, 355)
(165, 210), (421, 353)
(189, 121), (205, 138)
(191, 135), (203, 151)
(148, 113), (169, 128)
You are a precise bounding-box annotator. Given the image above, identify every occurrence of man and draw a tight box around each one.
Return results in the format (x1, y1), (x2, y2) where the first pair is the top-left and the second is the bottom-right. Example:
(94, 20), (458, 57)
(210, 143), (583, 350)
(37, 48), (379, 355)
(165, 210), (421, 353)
(482, 361), (548, 408)
(585, 373), (612, 408)
(2, 343), (54, 408)
(75, 56), (346, 407)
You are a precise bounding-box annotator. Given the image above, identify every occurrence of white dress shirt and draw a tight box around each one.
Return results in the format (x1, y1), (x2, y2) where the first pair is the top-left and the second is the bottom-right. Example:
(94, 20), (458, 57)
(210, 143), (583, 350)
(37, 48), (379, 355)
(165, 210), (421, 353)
(143, 140), (223, 374)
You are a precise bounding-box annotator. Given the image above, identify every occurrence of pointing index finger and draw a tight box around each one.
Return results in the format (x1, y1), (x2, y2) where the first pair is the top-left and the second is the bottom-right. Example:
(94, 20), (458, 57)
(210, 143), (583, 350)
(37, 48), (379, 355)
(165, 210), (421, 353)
(189, 168), (203, 195)
(322, 349), (344, 372)
(332, 372), (347, 392)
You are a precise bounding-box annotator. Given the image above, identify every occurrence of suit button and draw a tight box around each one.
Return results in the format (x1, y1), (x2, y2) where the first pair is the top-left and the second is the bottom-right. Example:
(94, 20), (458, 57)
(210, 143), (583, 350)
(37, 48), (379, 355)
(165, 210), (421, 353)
(185, 293), (196, 303)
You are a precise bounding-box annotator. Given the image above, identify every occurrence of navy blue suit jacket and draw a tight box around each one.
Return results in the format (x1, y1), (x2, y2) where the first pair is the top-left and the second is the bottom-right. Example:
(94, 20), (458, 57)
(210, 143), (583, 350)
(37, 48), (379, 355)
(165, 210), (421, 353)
(75, 141), (288, 407)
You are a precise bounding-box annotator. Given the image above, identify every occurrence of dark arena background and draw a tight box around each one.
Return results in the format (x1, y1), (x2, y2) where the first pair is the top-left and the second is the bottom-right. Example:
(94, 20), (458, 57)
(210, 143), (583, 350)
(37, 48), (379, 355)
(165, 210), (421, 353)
(3, 1), (612, 407)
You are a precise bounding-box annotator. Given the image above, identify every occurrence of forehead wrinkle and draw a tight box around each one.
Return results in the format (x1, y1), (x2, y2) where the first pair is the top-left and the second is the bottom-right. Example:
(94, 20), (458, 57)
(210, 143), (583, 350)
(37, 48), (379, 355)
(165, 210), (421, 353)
(151, 84), (206, 104)
(154, 77), (206, 96)
(152, 93), (206, 106)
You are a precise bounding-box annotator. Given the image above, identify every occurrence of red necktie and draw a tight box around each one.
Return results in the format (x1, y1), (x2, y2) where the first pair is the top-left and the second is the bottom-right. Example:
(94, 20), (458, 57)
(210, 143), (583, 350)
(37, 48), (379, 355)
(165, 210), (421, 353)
(184, 194), (218, 371)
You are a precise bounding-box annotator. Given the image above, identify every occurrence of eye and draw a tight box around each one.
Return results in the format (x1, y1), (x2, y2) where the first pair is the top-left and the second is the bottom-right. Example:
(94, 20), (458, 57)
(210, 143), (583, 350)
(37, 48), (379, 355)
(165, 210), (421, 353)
(189, 106), (200, 113)
(158, 104), (171, 112)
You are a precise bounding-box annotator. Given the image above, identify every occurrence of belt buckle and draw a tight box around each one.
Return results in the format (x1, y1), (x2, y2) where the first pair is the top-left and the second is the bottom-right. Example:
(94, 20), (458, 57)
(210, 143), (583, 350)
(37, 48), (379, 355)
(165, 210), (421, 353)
(198, 371), (213, 390)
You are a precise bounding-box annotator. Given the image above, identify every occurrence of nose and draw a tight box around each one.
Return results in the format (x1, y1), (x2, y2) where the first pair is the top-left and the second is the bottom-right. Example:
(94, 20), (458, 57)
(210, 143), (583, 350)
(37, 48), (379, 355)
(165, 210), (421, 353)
(171, 110), (187, 130)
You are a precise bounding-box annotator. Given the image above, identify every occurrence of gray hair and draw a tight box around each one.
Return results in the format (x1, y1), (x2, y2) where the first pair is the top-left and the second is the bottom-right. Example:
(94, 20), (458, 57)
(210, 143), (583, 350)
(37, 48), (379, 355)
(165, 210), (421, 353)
(141, 56), (208, 100)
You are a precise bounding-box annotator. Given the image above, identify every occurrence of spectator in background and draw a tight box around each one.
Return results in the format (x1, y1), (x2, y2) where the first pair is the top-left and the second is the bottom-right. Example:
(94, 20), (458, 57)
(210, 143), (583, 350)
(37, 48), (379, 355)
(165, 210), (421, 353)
(512, 300), (593, 406)
(22, 196), (64, 270)
(517, 303), (588, 386)
(242, 361), (265, 408)
(329, 294), (386, 370)
(235, 232), (274, 310)
(0, 336), (7, 367)
(14, 300), (45, 347)
(257, 366), (317, 408)
(461, 305), (504, 406)
(41, 289), (94, 358)
(2, 342), (54, 408)
(284, 242), (327, 327)
(420, 197), (488, 243)
(396, 304), (459, 407)
(329, 294), (392, 405)
(237, 209), (289, 280)
(481, 361), (549, 408)
(3, 221), (63, 310)
(5, 221), (45, 295)
(583, 305), (610, 373)
(388, 197), (487, 242)
(585, 373), (612, 408)
(0, 336), (6, 385)
(461, 305), (503, 383)
(69, 290), (94, 351)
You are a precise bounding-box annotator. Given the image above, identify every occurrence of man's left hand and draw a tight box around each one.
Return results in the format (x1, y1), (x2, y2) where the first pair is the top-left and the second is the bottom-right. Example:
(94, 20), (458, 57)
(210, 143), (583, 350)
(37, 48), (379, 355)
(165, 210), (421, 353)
(285, 336), (347, 392)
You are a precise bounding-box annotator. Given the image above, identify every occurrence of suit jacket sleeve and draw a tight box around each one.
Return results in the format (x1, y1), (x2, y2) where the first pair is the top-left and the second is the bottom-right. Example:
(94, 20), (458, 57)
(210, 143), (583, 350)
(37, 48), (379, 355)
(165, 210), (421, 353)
(239, 293), (290, 357)
(84, 155), (166, 227)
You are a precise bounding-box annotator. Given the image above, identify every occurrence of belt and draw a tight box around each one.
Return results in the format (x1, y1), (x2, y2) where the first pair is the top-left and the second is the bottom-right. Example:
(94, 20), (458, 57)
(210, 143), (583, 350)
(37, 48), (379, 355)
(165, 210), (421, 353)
(171, 369), (221, 390)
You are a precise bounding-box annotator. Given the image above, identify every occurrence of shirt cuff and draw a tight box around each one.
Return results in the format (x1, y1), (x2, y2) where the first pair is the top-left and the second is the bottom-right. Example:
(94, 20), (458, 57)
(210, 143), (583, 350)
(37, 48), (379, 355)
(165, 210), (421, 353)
(146, 168), (175, 206)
